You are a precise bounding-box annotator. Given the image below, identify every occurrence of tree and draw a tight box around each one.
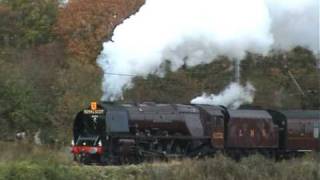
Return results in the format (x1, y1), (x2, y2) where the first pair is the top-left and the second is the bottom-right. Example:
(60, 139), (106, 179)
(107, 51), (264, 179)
(0, 0), (58, 48)
(54, 0), (144, 63)
(0, 59), (49, 140)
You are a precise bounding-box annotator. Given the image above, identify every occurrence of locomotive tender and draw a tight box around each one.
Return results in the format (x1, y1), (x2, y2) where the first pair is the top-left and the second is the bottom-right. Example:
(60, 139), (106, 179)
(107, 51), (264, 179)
(71, 102), (320, 164)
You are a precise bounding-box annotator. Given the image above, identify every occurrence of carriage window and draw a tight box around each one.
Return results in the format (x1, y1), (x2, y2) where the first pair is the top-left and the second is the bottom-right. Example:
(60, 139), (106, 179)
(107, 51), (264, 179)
(208, 116), (224, 127)
(216, 117), (223, 127)
(314, 122), (320, 139)
(210, 116), (216, 122)
(314, 127), (319, 138)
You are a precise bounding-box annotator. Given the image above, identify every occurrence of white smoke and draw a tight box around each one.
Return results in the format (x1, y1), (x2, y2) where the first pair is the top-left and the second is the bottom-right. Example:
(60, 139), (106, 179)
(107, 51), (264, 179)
(267, 0), (319, 52)
(191, 82), (256, 109)
(97, 0), (319, 102)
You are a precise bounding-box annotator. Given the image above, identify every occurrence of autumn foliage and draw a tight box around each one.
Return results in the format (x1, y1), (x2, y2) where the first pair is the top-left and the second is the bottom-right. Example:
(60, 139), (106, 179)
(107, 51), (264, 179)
(54, 0), (145, 63)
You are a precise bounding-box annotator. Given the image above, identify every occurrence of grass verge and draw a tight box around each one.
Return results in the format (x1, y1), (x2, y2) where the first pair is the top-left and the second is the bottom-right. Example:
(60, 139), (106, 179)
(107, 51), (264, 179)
(0, 142), (319, 180)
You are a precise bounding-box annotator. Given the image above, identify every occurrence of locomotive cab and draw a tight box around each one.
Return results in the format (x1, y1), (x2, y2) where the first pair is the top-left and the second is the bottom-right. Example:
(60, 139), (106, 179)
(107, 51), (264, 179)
(197, 105), (227, 149)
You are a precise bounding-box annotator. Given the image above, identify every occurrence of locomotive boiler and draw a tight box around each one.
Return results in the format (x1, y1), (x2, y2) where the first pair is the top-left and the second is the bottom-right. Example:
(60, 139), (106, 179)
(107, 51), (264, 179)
(71, 102), (320, 165)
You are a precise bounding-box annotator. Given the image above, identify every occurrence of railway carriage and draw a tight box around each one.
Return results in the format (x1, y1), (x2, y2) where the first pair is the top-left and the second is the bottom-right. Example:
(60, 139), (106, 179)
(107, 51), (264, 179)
(281, 110), (320, 151)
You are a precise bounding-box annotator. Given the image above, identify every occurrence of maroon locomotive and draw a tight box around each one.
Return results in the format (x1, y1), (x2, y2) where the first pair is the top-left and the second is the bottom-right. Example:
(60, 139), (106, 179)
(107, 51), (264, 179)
(71, 102), (320, 164)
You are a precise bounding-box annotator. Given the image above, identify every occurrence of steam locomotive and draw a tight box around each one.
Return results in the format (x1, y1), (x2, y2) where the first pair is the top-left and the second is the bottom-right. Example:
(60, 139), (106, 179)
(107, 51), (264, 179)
(71, 102), (320, 165)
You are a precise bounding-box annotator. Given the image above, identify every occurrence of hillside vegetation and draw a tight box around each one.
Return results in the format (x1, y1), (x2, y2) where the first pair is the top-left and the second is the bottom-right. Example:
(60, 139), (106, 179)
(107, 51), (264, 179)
(0, 0), (319, 145)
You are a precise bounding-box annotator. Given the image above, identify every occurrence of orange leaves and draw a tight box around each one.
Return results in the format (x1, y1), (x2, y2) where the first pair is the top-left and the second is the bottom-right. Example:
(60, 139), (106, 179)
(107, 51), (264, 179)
(54, 0), (144, 63)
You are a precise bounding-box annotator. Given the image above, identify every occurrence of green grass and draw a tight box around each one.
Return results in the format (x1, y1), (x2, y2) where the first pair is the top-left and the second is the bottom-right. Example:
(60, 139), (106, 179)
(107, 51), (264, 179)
(0, 142), (319, 180)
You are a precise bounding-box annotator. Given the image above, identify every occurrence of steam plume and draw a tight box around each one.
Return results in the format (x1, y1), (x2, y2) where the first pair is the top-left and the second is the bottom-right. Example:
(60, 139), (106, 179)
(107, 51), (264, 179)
(191, 82), (256, 109)
(97, 0), (318, 103)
